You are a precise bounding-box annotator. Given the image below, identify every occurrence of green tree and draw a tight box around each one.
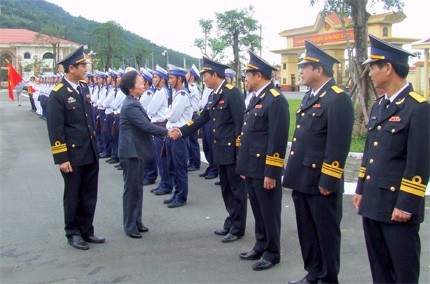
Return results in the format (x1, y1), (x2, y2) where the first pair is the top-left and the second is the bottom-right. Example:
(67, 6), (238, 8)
(129, 39), (151, 70)
(310, 0), (404, 136)
(194, 6), (261, 86)
(91, 21), (125, 71)
(34, 25), (66, 73)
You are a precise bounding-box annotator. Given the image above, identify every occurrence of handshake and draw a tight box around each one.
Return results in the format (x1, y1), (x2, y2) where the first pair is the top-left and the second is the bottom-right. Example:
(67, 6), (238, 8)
(167, 128), (182, 140)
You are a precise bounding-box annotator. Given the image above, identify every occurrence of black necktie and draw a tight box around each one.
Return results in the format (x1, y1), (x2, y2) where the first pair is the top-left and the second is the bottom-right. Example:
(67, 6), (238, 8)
(77, 85), (83, 97)
(249, 93), (258, 105)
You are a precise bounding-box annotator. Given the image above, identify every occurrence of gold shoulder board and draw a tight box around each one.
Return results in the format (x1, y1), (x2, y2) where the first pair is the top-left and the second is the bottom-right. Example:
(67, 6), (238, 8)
(331, 86), (344, 94)
(53, 83), (64, 92)
(270, 88), (280, 97)
(225, 84), (234, 90)
(409, 92), (426, 103)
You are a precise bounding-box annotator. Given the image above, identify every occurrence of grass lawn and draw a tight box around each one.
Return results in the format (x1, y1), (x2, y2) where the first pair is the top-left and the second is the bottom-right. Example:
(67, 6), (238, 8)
(287, 99), (365, 153)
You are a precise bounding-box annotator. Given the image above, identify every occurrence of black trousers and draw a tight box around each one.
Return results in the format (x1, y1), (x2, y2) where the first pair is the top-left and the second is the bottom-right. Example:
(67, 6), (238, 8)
(292, 190), (342, 283)
(362, 217), (421, 283)
(218, 164), (247, 236)
(61, 161), (99, 238)
(121, 158), (145, 235)
(245, 177), (282, 263)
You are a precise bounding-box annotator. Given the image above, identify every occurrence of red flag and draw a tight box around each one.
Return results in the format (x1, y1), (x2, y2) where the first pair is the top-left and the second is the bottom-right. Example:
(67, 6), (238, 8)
(7, 63), (23, 102)
(27, 85), (36, 94)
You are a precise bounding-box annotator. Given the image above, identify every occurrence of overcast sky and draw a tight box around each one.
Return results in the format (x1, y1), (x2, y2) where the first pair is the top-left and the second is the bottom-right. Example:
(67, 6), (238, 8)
(45, 0), (427, 64)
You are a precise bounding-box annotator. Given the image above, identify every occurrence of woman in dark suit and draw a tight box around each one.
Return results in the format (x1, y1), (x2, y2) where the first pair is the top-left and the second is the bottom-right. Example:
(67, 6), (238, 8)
(119, 70), (175, 238)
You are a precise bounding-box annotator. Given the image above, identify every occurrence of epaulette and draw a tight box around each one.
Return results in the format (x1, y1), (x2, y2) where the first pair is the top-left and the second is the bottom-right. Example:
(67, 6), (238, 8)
(331, 86), (344, 94)
(53, 83), (64, 92)
(269, 88), (280, 97)
(409, 91), (426, 103)
(225, 84), (234, 90)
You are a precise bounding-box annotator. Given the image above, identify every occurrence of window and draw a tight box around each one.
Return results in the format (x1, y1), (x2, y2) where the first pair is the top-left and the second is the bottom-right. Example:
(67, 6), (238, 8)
(24, 52), (31, 59)
(383, 27), (388, 37)
(43, 52), (54, 59)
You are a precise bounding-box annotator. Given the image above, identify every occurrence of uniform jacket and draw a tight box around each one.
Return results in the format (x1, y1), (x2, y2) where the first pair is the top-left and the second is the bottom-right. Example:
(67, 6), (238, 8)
(47, 78), (99, 166)
(355, 84), (429, 224)
(180, 81), (245, 166)
(118, 95), (167, 160)
(282, 79), (354, 194)
(236, 82), (289, 179)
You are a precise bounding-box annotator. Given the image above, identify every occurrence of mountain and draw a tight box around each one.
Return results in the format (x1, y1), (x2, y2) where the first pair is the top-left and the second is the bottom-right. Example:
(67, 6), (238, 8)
(0, 0), (200, 69)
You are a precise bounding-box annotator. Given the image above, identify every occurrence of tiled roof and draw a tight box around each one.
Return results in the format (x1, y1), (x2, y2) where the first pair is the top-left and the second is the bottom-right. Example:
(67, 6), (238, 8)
(0, 29), (77, 45)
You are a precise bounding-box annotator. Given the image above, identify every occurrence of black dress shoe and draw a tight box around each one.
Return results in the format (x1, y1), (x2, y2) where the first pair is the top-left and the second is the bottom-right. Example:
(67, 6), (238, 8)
(252, 258), (275, 271)
(67, 235), (89, 250)
(127, 232), (142, 239)
(138, 226), (149, 233)
(222, 233), (240, 243)
(187, 166), (199, 172)
(288, 277), (317, 284)
(240, 250), (262, 260)
(205, 175), (217, 180)
(214, 228), (228, 236)
(167, 200), (186, 208)
(199, 172), (208, 177)
(154, 189), (172, 195)
(105, 158), (114, 163)
(150, 187), (159, 193)
(214, 180), (221, 185)
(108, 158), (120, 164)
(83, 235), (106, 244)
(163, 197), (174, 204)
(142, 180), (156, 186)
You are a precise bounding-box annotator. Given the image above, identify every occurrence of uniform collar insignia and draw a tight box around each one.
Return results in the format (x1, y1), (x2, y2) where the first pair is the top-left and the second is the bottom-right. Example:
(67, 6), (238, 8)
(67, 87), (73, 93)
(395, 97), (405, 105)
(319, 91), (326, 98)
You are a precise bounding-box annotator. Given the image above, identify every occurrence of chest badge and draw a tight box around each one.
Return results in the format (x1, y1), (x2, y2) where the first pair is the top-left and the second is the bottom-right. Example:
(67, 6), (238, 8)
(388, 116), (401, 122)
(219, 100), (225, 104)
(67, 96), (76, 104)
(312, 104), (321, 108)
(255, 104), (263, 109)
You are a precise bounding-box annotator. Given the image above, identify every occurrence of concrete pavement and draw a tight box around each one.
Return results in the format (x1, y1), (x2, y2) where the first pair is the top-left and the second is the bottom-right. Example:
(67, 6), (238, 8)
(0, 91), (429, 283)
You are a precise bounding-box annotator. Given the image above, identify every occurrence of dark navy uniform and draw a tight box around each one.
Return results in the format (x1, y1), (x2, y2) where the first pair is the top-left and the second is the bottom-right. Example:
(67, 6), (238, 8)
(355, 34), (430, 283)
(180, 60), (247, 237)
(47, 74), (99, 239)
(236, 51), (290, 267)
(282, 40), (354, 283)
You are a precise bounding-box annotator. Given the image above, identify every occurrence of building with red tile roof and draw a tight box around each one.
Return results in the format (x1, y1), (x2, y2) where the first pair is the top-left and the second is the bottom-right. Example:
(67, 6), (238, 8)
(0, 29), (83, 81)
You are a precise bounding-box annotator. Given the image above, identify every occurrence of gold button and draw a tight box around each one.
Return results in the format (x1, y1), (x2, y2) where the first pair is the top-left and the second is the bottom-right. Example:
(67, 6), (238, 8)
(366, 175), (371, 180)
(244, 122), (247, 125)
(312, 164), (316, 168)
(73, 107), (76, 110)
(254, 113), (258, 116)
(241, 132), (243, 135)
(373, 142), (378, 147)
(390, 186), (395, 192)
(391, 129), (395, 133)
(312, 113), (316, 116)
(228, 142), (231, 146)
(71, 144), (76, 148)
(213, 129), (216, 132)
(290, 151), (294, 155)
(213, 118), (216, 121)
(369, 159), (374, 163)
(88, 125), (91, 128)
(297, 125), (301, 129)
(293, 138), (296, 142)
(214, 140), (217, 143)
(256, 153), (260, 157)
(86, 114), (88, 117)
(220, 107), (223, 110)
(212, 107), (215, 110)
(377, 125), (381, 130)
(247, 112), (249, 115)
(301, 113), (305, 117)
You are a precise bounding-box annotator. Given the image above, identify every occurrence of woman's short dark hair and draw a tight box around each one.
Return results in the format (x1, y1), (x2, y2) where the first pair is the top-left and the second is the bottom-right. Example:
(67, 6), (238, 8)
(120, 70), (139, 95)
